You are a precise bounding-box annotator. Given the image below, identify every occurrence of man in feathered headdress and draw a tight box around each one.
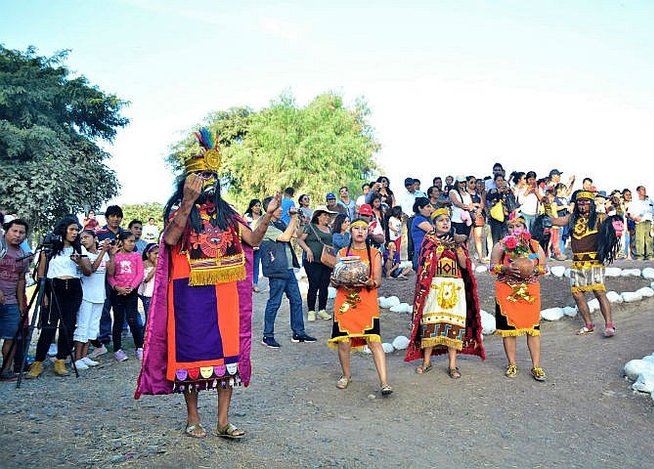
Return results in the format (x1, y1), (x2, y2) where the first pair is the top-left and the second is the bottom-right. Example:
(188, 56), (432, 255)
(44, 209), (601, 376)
(135, 128), (279, 439)
(545, 190), (622, 337)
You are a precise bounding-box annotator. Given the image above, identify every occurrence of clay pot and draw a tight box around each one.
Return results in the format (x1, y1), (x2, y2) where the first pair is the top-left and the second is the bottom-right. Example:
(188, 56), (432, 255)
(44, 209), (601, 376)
(510, 257), (535, 279)
(331, 256), (369, 286)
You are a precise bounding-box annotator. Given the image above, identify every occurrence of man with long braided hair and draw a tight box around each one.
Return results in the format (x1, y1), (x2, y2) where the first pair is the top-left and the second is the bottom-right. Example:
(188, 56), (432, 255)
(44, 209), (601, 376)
(545, 190), (621, 337)
(135, 129), (279, 439)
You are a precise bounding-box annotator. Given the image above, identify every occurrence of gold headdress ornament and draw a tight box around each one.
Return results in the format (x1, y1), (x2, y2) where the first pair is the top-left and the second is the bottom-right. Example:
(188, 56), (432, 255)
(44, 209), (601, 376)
(575, 191), (595, 201)
(350, 219), (369, 229)
(430, 207), (450, 220)
(507, 213), (526, 225)
(184, 128), (222, 174)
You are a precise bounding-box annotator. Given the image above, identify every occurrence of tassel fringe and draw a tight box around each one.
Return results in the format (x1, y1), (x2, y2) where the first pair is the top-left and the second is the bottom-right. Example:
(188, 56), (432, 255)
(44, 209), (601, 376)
(495, 328), (541, 337)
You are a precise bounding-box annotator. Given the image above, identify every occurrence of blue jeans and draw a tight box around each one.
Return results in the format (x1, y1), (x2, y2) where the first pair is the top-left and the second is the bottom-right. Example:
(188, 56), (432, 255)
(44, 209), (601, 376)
(523, 214), (536, 234)
(263, 269), (305, 338)
(253, 248), (262, 287)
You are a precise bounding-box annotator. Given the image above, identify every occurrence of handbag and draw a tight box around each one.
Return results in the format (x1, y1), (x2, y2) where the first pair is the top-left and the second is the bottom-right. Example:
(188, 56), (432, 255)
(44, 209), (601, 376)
(320, 245), (337, 269)
(490, 200), (505, 222)
(309, 224), (337, 268)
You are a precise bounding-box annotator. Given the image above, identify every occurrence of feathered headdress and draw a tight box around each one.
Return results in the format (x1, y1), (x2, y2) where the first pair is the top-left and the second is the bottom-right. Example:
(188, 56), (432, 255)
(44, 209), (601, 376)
(184, 127), (222, 174)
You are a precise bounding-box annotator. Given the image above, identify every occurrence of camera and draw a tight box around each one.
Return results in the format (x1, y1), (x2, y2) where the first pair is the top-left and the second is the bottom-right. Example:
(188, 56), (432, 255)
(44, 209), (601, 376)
(42, 232), (62, 248)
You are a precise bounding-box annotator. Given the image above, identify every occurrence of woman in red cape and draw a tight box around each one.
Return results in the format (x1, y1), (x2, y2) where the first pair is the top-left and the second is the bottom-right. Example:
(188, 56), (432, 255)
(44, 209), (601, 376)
(404, 208), (485, 378)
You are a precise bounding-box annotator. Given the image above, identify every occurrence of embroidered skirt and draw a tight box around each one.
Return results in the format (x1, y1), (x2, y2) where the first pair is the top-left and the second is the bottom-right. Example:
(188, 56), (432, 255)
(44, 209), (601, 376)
(417, 277), (467, 350)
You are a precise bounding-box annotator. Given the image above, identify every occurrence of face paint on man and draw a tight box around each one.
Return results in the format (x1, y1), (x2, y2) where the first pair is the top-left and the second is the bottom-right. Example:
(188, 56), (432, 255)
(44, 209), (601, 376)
(196, 171), (218, 200)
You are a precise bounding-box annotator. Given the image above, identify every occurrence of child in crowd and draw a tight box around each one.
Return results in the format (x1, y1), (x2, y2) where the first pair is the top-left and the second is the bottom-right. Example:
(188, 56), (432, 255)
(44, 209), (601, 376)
(332, 214), (351, 251)
(383, 241), (413, 280)
(73, 230), (111, 369)
(386, 206), (403, 253)
(107, 231), (144, 362)
(138, 243), (159, 326)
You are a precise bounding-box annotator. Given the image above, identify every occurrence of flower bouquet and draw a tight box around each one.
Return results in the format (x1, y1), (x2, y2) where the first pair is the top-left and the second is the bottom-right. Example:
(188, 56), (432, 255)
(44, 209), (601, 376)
(501, 229), (535, 278)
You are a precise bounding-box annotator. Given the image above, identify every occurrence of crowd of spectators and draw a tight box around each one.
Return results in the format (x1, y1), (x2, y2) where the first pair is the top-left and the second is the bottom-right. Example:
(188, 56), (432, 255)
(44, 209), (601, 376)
(1, 165), (653, 377)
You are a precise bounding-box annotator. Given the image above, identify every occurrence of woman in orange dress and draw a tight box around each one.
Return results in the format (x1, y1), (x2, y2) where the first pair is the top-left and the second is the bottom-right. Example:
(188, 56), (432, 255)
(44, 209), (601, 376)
(328, 218), (392, 396)
(490, 215), (547, 381)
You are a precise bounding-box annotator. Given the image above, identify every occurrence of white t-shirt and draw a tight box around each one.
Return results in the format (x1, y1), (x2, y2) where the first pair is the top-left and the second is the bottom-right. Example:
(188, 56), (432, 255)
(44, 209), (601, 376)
(142, 224), (160, 242)
(399, 190), (417, 216)
(388, 216), (402, 241)
(47, 246), (89, 279)
(450, 190), (472, 224)
(138, 265), (155, 297)
(82, 251), (108, 303)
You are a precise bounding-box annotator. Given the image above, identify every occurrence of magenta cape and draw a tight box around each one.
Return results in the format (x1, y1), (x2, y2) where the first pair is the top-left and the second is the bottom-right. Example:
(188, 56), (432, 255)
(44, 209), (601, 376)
(134, 223), (254, 399)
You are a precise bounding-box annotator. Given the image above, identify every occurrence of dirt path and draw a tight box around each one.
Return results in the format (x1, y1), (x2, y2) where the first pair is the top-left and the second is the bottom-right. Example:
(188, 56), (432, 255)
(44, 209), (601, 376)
(2, 261), (653, 468)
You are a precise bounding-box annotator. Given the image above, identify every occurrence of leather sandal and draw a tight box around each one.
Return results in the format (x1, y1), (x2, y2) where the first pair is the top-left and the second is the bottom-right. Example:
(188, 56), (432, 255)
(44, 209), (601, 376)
(184, 422), (207, 438)
(336, 375), (351, 389)
(603, 322), (616, 338)
(217, 423), (246, 439)
(415, 363), (432, 374)
(447, 367), (462, 379)
(575, 324), (594, 335)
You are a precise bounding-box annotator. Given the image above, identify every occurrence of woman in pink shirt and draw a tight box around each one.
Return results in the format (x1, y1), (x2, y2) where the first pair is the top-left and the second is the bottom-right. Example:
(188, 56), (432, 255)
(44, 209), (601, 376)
(107, 231), (144, 362)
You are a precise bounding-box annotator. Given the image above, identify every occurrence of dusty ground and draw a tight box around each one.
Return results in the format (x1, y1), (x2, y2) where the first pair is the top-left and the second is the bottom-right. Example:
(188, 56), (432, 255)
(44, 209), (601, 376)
(1, 259), (653, 468)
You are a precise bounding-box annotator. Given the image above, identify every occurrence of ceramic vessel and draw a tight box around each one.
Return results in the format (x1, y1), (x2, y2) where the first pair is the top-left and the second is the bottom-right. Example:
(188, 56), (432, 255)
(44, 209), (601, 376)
(332, 256), (369, 286)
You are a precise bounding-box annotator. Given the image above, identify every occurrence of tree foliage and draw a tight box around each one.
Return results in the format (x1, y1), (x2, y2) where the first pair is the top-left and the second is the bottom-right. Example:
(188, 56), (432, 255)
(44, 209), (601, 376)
(121, 202), (164, 230)
(168, 92), (379, 210)
(0, 45), (129, 235)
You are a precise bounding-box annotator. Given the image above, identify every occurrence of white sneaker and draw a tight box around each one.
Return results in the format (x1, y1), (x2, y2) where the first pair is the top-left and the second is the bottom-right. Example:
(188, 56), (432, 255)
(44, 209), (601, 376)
(89, 345), (108, 359)
(307, 311), (316, 322)
(81, 356), (99, 367)
(74, 359), (89, 370)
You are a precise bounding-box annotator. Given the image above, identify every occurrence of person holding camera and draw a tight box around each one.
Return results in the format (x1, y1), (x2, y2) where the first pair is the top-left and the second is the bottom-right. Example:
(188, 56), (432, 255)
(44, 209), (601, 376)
(89, 204), (129, 358)
(27, 216), (93, 378)
(259, 198), (316, 348)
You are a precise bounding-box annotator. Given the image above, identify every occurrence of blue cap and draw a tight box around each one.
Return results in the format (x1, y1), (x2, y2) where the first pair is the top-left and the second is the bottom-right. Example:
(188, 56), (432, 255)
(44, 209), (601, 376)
(326, 192), (336, 200)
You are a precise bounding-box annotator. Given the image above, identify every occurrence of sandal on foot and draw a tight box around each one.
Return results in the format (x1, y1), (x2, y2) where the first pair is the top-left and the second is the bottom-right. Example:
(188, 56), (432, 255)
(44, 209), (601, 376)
(447, 367), (462, 379)
(575, 324), (594, 336)
(380, 384), (393, 396)
(505, 364), (519, 378)
(336, 376), (351, 389)
(603, 323), (616, 338)
(415, 363), (432, 375)
(217, 423), (246, 439)
(184, 423), (207, 439)
(530, 367), (546, 382)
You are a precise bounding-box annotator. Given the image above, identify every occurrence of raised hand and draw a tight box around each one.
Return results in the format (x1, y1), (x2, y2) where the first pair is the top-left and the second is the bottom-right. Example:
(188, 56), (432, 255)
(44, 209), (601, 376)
(182, 173), (203, 204)
(266, 192), (282, 215)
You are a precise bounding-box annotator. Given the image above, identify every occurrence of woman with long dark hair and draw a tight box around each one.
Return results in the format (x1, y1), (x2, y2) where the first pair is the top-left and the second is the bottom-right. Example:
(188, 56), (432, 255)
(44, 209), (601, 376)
(332, 213), (351, 251)
(329, 218), (392, 396)
(244, 199), (263, 292)
(410, 197), (434, 271)
(449, 176), (473, 239)
(297, 206), (337, 322)
(376, 176), (395, 208)
(27, 216), (92, 378)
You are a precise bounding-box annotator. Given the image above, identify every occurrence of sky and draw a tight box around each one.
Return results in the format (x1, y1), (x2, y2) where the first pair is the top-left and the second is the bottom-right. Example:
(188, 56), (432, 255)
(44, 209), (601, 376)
(2, 0), (654, 207)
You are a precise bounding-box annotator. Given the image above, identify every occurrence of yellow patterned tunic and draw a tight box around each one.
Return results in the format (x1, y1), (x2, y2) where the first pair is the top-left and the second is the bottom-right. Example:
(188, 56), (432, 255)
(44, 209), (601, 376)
(569, 215), (606, 293)
(419, 253), (467, 350)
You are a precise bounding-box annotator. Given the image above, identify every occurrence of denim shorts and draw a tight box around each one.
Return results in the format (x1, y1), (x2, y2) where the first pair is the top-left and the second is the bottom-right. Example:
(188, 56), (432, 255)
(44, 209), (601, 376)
(0, 303), (20, 339)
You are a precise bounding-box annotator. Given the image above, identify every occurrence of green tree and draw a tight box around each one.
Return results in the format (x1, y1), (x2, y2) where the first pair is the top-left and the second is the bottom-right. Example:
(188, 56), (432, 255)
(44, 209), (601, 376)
(168, 92), (379, 210)
(0, 45), (129, 235)
(121, 202), (164, 230)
